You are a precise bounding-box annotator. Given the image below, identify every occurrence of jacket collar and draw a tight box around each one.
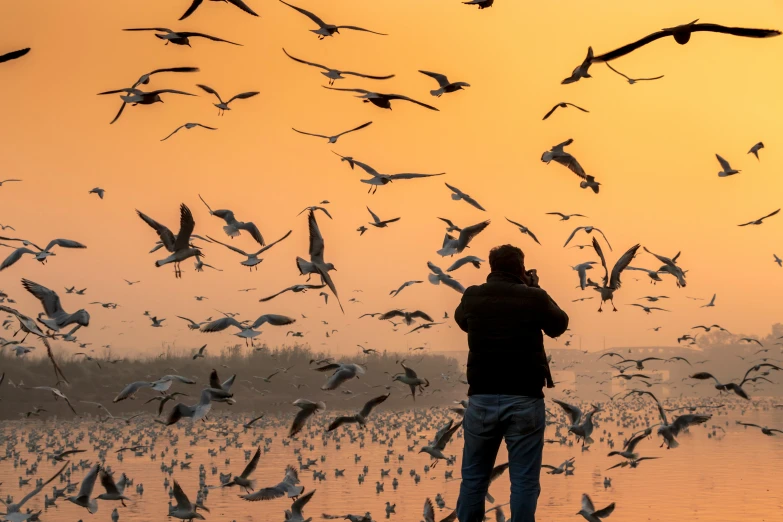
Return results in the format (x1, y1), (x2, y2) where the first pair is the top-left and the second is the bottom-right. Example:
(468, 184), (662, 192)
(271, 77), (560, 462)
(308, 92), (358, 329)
(487, 271), (525, 285)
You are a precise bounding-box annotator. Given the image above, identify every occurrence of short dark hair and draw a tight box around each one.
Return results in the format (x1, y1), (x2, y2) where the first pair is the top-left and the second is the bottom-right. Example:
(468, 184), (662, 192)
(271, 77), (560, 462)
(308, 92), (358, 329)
(489, 244), (524, 276)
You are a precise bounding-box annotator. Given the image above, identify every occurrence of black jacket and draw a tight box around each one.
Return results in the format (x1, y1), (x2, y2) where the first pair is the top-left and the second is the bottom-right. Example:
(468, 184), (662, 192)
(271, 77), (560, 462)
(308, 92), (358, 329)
(455, 271), (569, 398)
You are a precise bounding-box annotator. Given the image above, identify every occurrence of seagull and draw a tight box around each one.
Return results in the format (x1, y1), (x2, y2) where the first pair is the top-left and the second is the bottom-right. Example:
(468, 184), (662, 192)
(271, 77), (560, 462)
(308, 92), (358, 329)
(643, 247), (687, 287)
(240, 465), (304, 501)
(427, 261), (466, 293)
(296, 211), (343, 312)
(541, 139), (599, 193)
(572, 262), (596, 290)
(0, 47), (30, 64)
(100, 66), (200, 124)
(67, 463), (99, 514)
(736, 421), (783, 436)
(123, 27), (241, 46)
(1, 460), (67, 521)
(149, 316), (165, 327)
(546, 212), (587, 221)
(21, 279), (90, 332)
(420, 419), (461, 464)
(314, 362), (365, 390)
(357, 226), (368, 236)
(716, 154), (740, 177)
(552, 399), (601, 446)
(738, 209), (780, 226)
(689, 372), (750, 400)
(592, 20), (781, 63)
(446, 255), (484, 272)
(179, 0), (258, 20)
(27, 385), (79, 415)
(389, 280), (423, 297)
(89, 187), (105, 199)
(197, 84), (258, 115)
(605, 62), (663, 84)
(161, 123), (217, 141)
(437, 220), (491, 256)
(157, 387), (234, 425)
(774, 254), (782, 267)
(542, 102), (589, 121)
(283, 48), (393, 86)
(390, 361), (430, 400)
(587, 238), (640, 312)
(418, 70), (470, 97)
(113, 374), (197, 402)
(192, 345), (207, 359)
(628, 304), (669, 314)
(367, 207), (401, 228)
(279, 0), (386, 39)
(563, 226), (611, 250)
(576, 494), (615, 522)
(701, 294), (717, 308)
(198, 194), (265, 245)
(1, 304), (69, 382)
(293, 121), (372, 143)
(561, 47), (594, 84)
(334, 153), (445, 194)
(259, 284), (326, 302)
(200, 314), (296, 344)
(379, 309), (434, 326)
(0, 237), (87, 271)
(445, 183), (485, 211)
(97, 88), (196, 123)
(463, 0), (494, 7)
(505, 218), (541, 245)
(0, 179), (22, 187)
(327, 393), (389, 431)
(324, 87), (438, 111)
(297, 204), (332, 219)
(206, 230), (291, 271)
(748, 141), (764, 160)
(221, 446), (261, 492)
(169, 480), (209, 520)
(136, 203), (200, 278)
(288, 399), (326, 437)
(437, 217), (462, 232)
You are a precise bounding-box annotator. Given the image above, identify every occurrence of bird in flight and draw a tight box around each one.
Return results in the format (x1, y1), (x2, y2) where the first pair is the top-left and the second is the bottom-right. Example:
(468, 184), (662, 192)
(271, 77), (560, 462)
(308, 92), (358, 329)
(542, 102), (589, 121)
(748, 142), (764, 160)
(738, 209), (780, 227)
(605, 62), (663, 84)
(445, 183), (485, 211)
(283, 49), (394, 86)
(162, 123), (217, 142)
(179, 0), (258, 20)
(541, 139), (599, 193)
(197, 84), (259, 115)
(292, 121), (372, 144)
(0, 47), (30, 64)
(324, 87), (438, 111)
(123, 27), (241, 46)
(279, 0), (387, 39)
(418, 70), (470, 97)
(505, 218), (541, 245)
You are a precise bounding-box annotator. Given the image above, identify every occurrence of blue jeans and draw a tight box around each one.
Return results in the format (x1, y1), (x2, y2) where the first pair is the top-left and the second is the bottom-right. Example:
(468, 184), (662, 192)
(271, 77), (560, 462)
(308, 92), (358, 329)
(456, 395), (545, 522)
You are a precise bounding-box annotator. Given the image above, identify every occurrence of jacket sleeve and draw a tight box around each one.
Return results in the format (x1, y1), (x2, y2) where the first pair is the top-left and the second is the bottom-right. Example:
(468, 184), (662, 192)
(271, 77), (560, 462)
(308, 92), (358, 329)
(454, 299), (468, 332)
(537, 289), (569, 338)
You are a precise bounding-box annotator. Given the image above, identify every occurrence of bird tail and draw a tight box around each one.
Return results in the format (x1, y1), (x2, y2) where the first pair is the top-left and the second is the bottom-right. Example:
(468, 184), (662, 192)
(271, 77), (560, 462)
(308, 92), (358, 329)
(585, 436), (594, 445)
(667, 438), (679, 449)
(431, 89), (444, 97)
(223, 225), (240, 238)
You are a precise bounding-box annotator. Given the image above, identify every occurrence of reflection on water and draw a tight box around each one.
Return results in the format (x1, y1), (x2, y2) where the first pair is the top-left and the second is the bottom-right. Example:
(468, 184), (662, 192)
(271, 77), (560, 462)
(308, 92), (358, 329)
(0, 399), (781, 521)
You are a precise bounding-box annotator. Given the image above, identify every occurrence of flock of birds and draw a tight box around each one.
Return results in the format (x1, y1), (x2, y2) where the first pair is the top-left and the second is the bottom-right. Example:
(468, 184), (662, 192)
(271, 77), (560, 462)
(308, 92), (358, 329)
(3, 1), (783, 521)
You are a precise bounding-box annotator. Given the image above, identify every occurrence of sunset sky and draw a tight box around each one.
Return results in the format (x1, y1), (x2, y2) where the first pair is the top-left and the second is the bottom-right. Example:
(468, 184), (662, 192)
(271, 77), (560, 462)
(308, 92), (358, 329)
(1, 0), (782, 358)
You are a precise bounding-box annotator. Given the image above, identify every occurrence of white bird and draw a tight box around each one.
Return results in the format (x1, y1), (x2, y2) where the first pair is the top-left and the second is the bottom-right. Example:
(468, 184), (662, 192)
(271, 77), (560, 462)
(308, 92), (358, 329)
(260, 284), (326, 302)
(288, 399), (327, 437)
(541, 139), (599, 193)
(198, 194), (266, 245)
(123, 26), (242, 46)
(161, 123), (217, 141)
(314, 362), (365, 390)
(716, 154), (740, 177)
(437, 220), (491, 256)
(206, 230), (292, 271)
(700, 294), (717, 308)
(284, 48), (393, 86)
(168, 480), (209, 520)
(113, 374), (197, 402)
(563, 226), (612, 250)
(89, 187), (105, 199)
(296, 211), (343, 311)
(0, 461), (67, 522)
(445, 255), (484, 272)
(586, 238), (640, 312)
(505, 218), (541, 245)
(157, 387), (234, 425)
(546, 212), (588, 221)
(240, 465), (304, 500)
(367, 207), (401, 228)
(192, 344), (207, 359)
(149, 316), (166, 327)
(280, 0), (386, 39)
(605, 62), (664, 84)
(643, 247), (687, 287)
(572, 262), (596, 290)
(221, 446), (261, 493)
(379, 309), (434, 326)
(0, 237), (86, 271)
(389, 280), (423, 297)
(748, 141), (764, 160)
(561, 47), (594, 85)
(21, 279), (90, 332)
(327, 393), (389, 431)
(136, 203), (200, 278)
(197, 84), (259, 115)
(324, 87), (438, 112)
(576, 494), (615, 522)
(427, 261), (466, 293)
(418, 70), (470, 97)
(200, 314), (296, 344)
(542, 102), (589, 121)
(445, 183), (485, 211)
(67, 463), (100, 514)
(293, 121), (373, 143)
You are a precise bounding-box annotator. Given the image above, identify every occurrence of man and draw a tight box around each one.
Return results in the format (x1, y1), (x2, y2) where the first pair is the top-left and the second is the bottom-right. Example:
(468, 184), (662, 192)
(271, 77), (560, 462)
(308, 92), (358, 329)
(454, 244), (568, 522)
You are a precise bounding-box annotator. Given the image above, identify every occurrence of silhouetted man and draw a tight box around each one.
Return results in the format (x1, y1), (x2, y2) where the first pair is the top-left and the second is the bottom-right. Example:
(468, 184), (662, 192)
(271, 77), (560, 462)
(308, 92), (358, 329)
(454, 244), (568, 522)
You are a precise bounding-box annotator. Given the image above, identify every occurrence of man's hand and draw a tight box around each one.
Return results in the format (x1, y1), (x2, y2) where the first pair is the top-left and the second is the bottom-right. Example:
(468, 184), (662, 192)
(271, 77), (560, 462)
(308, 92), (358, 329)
(522, 269), (540, 288)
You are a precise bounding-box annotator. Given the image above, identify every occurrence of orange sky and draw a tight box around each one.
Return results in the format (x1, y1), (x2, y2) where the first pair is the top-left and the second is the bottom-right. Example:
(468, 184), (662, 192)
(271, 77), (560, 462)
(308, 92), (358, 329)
(1, 0), (782, 357)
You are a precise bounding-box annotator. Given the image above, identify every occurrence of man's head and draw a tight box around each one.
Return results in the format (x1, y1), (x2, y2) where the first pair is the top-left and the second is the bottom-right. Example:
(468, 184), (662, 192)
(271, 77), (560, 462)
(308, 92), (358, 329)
(489, 244), (525, 276)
